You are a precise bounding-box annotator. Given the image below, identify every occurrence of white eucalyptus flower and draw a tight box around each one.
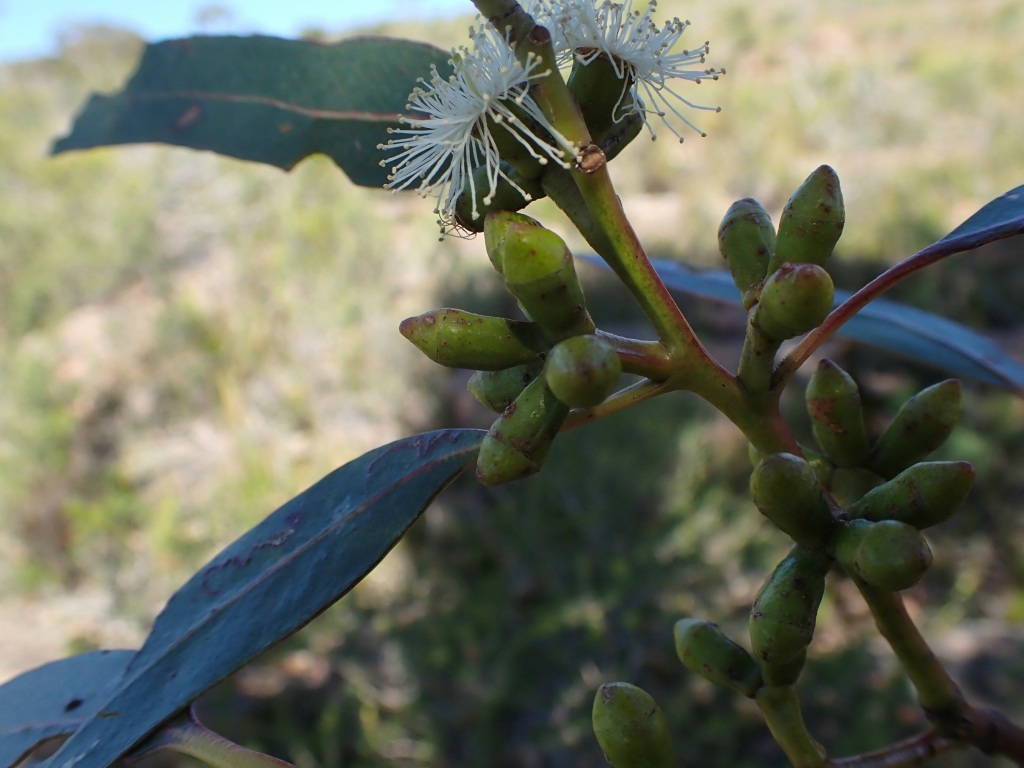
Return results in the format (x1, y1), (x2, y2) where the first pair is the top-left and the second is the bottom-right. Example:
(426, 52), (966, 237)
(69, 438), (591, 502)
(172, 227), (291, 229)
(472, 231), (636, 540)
(523, 0), (725, 142)
(379, 23), (576, 231)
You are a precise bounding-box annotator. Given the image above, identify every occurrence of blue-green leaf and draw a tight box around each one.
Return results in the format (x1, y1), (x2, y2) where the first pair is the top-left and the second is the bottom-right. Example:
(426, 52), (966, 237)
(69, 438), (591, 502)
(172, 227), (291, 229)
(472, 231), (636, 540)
(583, 255), (1024, 391)
(0, 650), (135, 768)
(822, 292), (1024, 391)
(42, 429), (483, 768)
(929, 184), (1024, 257)
(52, 36), (452, 186)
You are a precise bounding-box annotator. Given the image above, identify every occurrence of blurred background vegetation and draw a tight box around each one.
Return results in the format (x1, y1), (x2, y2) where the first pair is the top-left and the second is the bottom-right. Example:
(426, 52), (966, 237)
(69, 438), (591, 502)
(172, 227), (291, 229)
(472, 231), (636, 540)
(2, 0), (1024, 766)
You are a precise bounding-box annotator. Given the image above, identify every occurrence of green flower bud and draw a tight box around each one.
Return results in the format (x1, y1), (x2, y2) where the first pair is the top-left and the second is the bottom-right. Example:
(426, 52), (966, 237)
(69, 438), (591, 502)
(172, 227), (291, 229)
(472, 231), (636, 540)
(718, 198), (776, 309)
(483, 212), (596, 341)
(831, 519), (932, 591)
(476, 375), (569, 486)
(467, 364), (542, 413)
(848, 461), (975, 530)
(828, 466), (885, 509)
(454, 162), (545, 233)
(564, 54), (646, 164)
(752, 263), (834, 342)
(674, 618), (762, 698)
(399, 309), (548, 370)
(750, 453), (836, 549)
(749, 548), (830, 686)
(768, 165), (845, 273)
(567, 54), (635, 147)
(870, 379), (962, 478)
(805, 359), (871, 467)
(601, 110), (645, 163)
(544, 334), (622, 408)
(484, 210), (544, 275)
(591, 682), (676, 768)
(482, 99), (567, 183)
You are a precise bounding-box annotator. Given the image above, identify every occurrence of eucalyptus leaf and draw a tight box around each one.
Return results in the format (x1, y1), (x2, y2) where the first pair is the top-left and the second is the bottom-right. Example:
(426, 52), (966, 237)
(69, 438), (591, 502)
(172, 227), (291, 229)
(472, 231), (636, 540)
(42, 429), (483, 768)
(930, 184), (1024, 257)
(52, 36), (452, 187)
(0, 650), (134, 768)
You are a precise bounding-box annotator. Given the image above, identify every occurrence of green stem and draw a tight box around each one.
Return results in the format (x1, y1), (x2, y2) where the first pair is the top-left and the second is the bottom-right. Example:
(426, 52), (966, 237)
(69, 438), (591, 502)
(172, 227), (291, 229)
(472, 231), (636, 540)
(756, 685), (828, 768)
(570, 168), (701, 352)
(854, 579), (964, 713)
(562, 378), (672, 431)
(737, 318), (783, 393)
(595, 331), (673, 379)
(689, 375), (798, 456)
(856, 579), (1024, 762)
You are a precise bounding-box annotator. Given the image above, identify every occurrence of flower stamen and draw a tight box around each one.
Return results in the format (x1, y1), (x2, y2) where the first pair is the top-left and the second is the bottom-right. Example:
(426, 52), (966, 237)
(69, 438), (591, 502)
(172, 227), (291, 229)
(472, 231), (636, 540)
(523, 0), (725, 142)
(378, 22), (578, 234)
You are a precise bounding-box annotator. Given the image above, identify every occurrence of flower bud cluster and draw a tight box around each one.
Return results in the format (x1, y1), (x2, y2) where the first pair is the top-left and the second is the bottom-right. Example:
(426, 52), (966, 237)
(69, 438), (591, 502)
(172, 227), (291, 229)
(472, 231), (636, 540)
(713, 358), (975, 697)
(400, 212), (623, 486)
(727, 166), (845, 392)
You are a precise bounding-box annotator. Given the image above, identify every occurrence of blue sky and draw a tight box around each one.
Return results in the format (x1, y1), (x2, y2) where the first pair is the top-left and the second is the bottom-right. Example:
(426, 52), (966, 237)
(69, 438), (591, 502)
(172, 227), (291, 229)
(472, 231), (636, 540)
(0, 0), (472, 62)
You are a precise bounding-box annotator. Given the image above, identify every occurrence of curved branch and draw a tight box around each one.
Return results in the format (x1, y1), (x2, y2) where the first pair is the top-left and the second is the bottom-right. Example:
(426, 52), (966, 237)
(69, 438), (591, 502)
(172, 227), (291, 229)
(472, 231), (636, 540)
(827, 730), (960, 768)
(856, 579), (1024, 763)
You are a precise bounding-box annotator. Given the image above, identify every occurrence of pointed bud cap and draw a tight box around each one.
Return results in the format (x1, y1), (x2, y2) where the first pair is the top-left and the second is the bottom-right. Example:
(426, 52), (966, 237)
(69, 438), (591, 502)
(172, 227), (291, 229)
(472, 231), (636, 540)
(399, 308), (548, 370)
(674, 618), (762, 698)
(475, 375), (568, 486)
(749, 548), (829, 686)
(849, 460), (974, 529)
(870, 379), (962, 478)
(499, 225), (596, 342)
(769, 165), (845, 272)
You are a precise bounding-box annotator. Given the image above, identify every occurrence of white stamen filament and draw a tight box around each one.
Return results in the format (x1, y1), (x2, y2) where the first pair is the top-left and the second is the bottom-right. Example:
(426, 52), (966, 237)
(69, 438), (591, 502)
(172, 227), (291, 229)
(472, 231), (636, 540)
(379, 23), (577, 232)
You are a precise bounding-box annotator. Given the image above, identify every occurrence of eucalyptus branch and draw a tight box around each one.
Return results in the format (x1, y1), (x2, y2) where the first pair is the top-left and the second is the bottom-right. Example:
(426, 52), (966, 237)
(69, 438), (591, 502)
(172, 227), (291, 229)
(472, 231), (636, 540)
(855, 579), (964, 713)
(827, 730), (961, 768)
(856, 578), (1024, 763)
